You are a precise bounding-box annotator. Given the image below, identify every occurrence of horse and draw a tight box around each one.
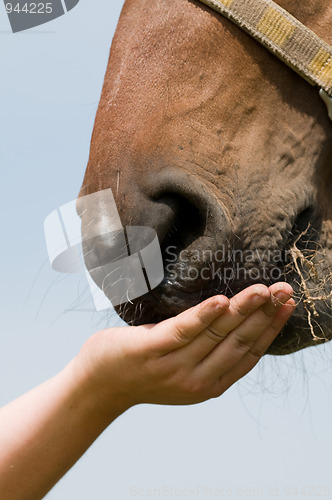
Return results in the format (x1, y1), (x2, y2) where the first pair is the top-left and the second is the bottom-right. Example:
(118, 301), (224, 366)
(79, 0), (332, 355)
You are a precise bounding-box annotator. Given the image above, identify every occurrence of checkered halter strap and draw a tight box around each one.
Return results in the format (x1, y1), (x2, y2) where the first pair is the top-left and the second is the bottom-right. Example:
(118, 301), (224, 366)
(198, 0), (332, 121)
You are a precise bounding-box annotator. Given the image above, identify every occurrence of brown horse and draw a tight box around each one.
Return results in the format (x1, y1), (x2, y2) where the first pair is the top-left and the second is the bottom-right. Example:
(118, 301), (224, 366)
(80, 0), (332, 355)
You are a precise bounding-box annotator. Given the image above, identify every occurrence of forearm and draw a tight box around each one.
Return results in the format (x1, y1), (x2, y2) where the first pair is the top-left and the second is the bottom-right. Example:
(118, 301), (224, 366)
(0, 285), (294, 499)
(0, 358), (128, 500)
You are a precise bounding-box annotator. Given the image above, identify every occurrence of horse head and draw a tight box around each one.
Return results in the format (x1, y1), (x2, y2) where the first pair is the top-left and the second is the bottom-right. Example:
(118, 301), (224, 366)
(80, 0), (332, 354)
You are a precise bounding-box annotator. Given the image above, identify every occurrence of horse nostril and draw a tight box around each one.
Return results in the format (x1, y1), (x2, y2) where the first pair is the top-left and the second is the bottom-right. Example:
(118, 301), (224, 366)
(145, 169), (229, 257)
(156, 193), (205, 255)
(291, 206), (317, 237)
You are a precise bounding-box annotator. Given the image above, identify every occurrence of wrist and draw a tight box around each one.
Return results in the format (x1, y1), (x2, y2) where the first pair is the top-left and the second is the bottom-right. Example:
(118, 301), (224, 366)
(69, 344), (133, 428)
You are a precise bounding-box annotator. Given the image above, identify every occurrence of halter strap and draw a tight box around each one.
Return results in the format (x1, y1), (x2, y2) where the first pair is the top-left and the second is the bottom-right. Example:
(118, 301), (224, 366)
(198, 0), (332, 119)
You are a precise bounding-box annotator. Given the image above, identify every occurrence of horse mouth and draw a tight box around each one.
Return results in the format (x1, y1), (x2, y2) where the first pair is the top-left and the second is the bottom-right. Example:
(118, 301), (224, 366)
(114, 215), (332, 355)
(116, 268), (331, 356)
(80, 190), (332, 356)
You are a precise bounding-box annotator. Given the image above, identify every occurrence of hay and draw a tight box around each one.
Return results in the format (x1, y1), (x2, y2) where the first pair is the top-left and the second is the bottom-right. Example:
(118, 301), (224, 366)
(287, 225), (332, 343)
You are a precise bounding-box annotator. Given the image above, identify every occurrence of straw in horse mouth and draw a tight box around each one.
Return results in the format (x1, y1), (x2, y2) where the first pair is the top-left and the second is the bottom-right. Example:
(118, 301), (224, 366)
(287, 224), (332, 343)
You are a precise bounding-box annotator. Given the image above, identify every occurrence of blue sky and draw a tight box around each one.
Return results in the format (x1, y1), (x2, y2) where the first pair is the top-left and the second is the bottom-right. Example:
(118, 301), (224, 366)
(1, 2), (332, 499)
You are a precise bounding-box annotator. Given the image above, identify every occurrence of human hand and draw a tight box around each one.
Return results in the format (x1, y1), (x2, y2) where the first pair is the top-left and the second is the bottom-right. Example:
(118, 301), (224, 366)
(75, 283), (295, 418)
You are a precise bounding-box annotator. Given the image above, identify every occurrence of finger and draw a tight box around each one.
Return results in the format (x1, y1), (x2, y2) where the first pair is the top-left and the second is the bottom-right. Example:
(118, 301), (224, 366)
(150, 295), (230, 355)
(209, 284), (272, 335)
(244, 297), (296, 360)
(228, 287), (294, 349)
(197, 289), (293, 379)
(266, 282), (294, 313)
(213, 299), (296, 396)
(180, 284), (271, 362)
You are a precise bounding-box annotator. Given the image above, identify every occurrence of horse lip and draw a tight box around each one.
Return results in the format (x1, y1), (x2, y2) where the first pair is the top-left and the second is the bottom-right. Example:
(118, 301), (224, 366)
(155, 276), (220, 300)
(145, 281), (220, 319)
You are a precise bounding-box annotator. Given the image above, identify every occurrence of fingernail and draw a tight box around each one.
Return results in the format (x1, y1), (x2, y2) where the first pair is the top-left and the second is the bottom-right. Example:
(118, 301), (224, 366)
(252, 291), (269, 306)
(215, 299), (229, 312)
(272, 291), (292, 306)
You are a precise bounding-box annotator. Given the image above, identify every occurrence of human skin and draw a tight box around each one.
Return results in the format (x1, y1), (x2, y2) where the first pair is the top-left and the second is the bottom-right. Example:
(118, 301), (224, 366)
(0, 283), (294, 500)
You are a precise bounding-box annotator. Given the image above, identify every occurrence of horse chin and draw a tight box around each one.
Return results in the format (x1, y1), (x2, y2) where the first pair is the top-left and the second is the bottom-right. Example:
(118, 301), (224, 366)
(114, 272), (332, 356)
